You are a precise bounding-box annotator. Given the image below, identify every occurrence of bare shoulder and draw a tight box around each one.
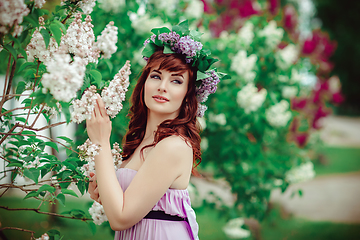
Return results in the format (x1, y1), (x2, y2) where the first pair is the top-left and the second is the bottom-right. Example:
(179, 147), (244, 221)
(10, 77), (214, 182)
(156, 135), (193, 155)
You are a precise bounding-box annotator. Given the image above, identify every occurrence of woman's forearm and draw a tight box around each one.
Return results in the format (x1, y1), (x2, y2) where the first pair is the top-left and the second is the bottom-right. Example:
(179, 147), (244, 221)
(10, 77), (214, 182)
(94, 141), (127, 230)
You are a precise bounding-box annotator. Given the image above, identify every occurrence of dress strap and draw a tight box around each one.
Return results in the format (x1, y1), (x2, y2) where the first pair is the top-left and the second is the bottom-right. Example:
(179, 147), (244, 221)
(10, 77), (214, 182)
(144, 211), (188, 222)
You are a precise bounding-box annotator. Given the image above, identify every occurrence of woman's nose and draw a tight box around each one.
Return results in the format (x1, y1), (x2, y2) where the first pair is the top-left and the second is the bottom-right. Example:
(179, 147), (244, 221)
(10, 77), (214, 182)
(157, 79), (167, 93)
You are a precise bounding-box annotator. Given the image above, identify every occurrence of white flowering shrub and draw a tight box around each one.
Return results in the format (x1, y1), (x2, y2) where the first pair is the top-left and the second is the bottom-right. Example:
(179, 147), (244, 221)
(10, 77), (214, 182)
(0, 0), (133, 238)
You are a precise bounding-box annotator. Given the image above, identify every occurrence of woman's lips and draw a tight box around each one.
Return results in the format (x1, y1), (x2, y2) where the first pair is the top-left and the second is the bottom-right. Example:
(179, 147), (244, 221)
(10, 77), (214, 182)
(152, 95), (169, 103)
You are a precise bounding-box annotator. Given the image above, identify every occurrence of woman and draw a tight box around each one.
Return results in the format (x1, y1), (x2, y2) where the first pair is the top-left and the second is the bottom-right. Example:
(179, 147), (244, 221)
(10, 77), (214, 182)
(87, 22), (223, 240)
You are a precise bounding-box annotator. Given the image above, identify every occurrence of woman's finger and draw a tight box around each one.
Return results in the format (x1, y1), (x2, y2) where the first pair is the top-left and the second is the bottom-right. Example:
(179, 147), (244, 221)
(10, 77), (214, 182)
(98, 196), (102, 205)
(96, 94), (107, 118)
(94, 100), (101, 119)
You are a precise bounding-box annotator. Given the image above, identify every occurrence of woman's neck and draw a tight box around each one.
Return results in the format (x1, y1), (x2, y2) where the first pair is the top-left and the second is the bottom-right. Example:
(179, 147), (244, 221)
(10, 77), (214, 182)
(144, 111), (176, 141)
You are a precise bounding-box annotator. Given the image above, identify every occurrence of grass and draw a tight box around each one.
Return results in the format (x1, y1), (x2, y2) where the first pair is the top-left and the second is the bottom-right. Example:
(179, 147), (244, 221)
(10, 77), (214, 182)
(314, 146), (360, 175)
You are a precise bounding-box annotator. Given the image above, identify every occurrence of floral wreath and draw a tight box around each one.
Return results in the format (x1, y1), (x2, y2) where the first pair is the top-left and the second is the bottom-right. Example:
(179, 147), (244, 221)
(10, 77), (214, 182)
(142, 20), (229, 117)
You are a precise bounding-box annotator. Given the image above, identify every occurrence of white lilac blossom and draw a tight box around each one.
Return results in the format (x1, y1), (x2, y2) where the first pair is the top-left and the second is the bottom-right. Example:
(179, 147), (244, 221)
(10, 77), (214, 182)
(89, 201), (108, 225)
(231, 50), (258, 82)
(282, 86), (298, 99)
(26, 26), (59, 63)
(197, 103), (207, 118)
(95, 21), (118, 59)
(0, 0), (30, 35)
(237, 83), (267, 114)
(208, 112), (227, 126)
(78, 140), (122, 177)
(97, 0), (125, 13)
(44, 102), (61, 119)
(71, 85), (98, 124)
(184, 0), (204, 19)
(200, 137), (208, 151)
(101, 60), (131, 118)
(61, 13), (99, 64)
(222, 218), (251, 239)
(76, 0), (96, 14)
(285, 161), (315, 184)
(266, 100), (292, 127)
(290, 68), (306, 84)
(257, 20), (284, 50)
(42, 52), (86, 102)
(130, 14), (167, 35)
(35, 233), (49, 240)
(275, 44), (298, 70)
(196, 70), (220, 103)
(148, 0), (178, 16)
(197, 117), (207, 130)
(31, 0), (46, 8)
(237, 22), (255, 48)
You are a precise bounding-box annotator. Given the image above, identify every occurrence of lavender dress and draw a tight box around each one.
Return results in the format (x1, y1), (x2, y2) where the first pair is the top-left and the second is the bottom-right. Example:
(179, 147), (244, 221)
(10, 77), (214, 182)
(114, 168), (199, 240)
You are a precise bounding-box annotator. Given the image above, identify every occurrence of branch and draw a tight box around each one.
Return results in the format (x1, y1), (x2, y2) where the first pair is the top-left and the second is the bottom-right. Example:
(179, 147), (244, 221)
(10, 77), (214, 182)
(0, 122), (19, 145)
(0, 106), (31, 118)
(20, 61), (40, 134)
(19, 121), (67, 132)
(30, 103), (45, 128)
(0, 206), (93, 221)
(0, 48), (13, 111)
(0, 226), (35, 239)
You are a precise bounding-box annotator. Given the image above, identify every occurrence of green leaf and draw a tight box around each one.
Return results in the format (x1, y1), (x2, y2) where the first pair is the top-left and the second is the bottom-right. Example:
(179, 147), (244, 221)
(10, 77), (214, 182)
(15, 81), (26, 95)
(60, 170), (72, 180)
(189, 30), (203, 41)
(69, 209), (85, 218)
(196, 71), (209, 80)
(172, 20), (189, 35)
(17, 48), (28, 60)
(60, 101), (71, 123)
(151, 27), (171, 35)
(6, 162), (23, 168)
(45, 141), (59, 153)
(142, 43), (156, 58)
(37, 184), (56, 194)
(88, 222), (97, 235)
(56, 193), (66, 206)
(24, 191), (39, 200)
(298, 189), (303, 197)
(17, 62), (35, 73)
(77, 180), (85, 195)
(89, 70), (102, 88)
(163, 45), (174, 54)
(3, 44), (17, 60)
(61, 189), (78, 198)
(58, 136), (73, 144)
(50, 23), (62, 46)
(23, 168), (40, 184)
(63, 161), (76, 171)
(40, 28), (51, 49)
(23, 15), (39, 28)
(53, 20), (67, 34)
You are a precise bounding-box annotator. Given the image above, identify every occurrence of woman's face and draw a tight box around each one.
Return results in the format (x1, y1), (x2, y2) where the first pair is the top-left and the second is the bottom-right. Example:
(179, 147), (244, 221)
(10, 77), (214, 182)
(144, 66), (189, 118)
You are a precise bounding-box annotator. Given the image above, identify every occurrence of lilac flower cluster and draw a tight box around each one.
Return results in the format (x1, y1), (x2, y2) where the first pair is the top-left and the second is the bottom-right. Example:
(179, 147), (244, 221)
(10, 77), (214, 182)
(195, 70), (220, 103)
(71, 85), (98, 124)
(78, 139), (122, 177)
(158, 31), (180, 47)
(143, 32), (202, 63)
(174, 36), (202, 58)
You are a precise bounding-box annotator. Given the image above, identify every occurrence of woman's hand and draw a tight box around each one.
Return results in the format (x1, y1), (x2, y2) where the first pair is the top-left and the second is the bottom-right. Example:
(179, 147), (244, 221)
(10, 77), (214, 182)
(86, 94), (112, 145)
(89, 172), (102, 204)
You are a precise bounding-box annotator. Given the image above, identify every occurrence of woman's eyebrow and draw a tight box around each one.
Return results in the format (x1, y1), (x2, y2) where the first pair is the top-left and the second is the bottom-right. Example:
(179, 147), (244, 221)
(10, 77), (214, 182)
(171, 73), (184, 79)
(153, 69), (162, 74)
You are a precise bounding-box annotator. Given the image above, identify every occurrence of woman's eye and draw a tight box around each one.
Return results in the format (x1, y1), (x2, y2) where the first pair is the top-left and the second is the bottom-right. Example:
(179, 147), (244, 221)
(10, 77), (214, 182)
(150, 74), (160, 79)
(172, 79), (183, 84)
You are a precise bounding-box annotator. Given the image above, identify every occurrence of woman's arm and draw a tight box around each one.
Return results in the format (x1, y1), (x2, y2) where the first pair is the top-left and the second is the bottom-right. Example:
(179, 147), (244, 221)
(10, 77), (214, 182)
(86, 96), (193, 231)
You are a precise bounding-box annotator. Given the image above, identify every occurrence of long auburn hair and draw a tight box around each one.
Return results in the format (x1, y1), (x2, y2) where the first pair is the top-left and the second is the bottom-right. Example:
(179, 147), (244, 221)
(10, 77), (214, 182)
(122, 50), (202, 174)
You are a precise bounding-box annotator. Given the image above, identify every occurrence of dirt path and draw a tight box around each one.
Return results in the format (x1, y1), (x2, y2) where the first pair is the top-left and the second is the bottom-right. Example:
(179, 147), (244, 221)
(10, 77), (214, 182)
(270, 172), (360, 223)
